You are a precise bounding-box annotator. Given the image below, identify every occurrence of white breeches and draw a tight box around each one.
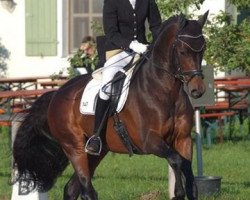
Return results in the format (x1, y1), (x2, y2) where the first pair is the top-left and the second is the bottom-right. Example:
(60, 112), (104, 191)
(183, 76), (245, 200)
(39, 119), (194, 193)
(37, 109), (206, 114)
(99, 51), (133, 100)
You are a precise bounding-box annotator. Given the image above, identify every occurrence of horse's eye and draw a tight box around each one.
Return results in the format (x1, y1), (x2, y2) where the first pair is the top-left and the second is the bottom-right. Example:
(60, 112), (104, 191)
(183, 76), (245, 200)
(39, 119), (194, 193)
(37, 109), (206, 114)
(179, 50), (186, 55)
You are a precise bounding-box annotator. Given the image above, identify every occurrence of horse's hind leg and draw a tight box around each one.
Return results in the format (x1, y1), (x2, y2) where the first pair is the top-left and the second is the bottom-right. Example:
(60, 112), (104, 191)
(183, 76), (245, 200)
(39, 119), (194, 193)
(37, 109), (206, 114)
(64, 173), (80, 200)
(63, 151), (108, 200)
(60, 142), (96, 200)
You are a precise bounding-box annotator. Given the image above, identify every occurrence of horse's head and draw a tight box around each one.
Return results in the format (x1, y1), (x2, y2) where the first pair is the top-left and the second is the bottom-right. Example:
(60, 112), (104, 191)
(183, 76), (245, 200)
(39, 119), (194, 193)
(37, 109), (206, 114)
(153, 11), (209, 99)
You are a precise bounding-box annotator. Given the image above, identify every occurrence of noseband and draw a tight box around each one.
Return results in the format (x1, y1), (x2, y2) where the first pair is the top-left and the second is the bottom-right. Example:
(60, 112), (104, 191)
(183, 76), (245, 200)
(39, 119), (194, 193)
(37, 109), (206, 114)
(173, 34), (205, 84)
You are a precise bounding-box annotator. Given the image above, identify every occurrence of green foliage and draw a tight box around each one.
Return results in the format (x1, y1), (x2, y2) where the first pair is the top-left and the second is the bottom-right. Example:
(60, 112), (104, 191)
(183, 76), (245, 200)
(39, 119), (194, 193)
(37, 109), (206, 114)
(154, 1), (250, 74)
(0, 39), (10, 77)
(68, 49), (98, 70)
(50, 69), (65, 80)
(67, 48), (99, 78)
(228, 0), (250, 9)
(156, 0), (205, 19)
(51, 43), (99, 79)
(204, 12), (250, 74)
(91, 20), (104, 36)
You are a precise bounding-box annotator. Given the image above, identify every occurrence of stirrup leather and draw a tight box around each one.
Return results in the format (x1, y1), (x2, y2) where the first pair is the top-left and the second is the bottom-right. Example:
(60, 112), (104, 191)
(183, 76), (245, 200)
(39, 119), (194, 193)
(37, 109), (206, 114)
(85, 135), (102, 156)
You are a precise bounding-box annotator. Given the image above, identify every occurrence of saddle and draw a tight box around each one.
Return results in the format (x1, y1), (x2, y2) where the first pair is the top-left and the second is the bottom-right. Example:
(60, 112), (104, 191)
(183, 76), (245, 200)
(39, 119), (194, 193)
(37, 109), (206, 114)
(80, 53), (145, 155)
(79, 64), (134, 115)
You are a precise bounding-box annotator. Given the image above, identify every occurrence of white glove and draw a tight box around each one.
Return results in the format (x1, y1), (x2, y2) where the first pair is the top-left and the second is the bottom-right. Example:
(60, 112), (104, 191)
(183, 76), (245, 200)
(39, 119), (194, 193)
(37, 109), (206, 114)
(129, 40), (148, 54)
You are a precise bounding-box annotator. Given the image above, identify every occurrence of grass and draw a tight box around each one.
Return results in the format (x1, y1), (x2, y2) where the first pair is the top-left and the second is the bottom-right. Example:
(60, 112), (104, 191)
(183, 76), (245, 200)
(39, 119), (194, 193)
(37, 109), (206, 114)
(0, 127), (12, 200)
(1, 125), (250, 200)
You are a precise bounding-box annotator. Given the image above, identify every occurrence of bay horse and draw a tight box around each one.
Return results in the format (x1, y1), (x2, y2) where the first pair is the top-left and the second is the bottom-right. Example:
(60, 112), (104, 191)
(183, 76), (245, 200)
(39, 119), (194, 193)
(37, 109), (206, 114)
(13, 12), (208, 200)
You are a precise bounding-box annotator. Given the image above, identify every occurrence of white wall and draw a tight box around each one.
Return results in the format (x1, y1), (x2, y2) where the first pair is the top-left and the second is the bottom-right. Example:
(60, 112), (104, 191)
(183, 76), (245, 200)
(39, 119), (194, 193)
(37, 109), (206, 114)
(189, 0), (229, 78)
(0, 0), (69, 77)
(189, 0), (226, 18)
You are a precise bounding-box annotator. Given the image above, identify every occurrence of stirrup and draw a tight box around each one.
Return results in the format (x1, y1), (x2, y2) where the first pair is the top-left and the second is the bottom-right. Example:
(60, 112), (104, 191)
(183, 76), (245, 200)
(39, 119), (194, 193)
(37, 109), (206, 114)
(85, 135), (102, 156)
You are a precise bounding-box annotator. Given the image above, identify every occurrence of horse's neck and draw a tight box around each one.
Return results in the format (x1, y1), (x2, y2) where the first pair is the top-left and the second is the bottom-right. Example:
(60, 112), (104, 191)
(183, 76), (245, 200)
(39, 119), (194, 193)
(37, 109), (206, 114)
(135, 57), (182, 102)
(153, 26), (177, 74)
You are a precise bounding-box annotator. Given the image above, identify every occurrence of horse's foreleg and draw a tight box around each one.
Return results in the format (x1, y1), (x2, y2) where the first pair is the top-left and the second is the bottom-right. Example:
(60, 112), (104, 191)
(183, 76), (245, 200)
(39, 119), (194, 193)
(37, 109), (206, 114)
(143, 133), (185, 200)
(167, 148), (186, 200)
(175, 137), (198, 200)
(181, 159), (197, 200)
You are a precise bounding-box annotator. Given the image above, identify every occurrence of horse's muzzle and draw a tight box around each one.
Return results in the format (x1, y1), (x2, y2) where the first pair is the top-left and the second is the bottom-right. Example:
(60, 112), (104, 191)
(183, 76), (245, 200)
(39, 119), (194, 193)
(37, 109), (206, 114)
(190, 89), (203, 99)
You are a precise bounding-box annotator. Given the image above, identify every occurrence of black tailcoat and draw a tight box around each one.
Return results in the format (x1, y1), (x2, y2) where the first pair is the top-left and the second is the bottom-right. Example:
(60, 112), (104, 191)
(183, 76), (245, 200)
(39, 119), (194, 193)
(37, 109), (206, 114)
(103, 0), (162, 51)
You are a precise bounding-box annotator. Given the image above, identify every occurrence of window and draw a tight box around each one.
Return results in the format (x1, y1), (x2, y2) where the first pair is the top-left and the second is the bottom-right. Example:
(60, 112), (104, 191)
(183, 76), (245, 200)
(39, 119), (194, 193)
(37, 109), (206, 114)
(237, 8), (250, 24)
(69, 0), (103, 53)
(25, 0), (57, 56)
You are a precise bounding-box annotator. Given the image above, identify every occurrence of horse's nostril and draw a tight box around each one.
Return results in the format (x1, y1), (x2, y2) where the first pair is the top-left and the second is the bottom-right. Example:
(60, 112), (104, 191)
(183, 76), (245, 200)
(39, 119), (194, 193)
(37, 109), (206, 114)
(191, 90), (202, 99)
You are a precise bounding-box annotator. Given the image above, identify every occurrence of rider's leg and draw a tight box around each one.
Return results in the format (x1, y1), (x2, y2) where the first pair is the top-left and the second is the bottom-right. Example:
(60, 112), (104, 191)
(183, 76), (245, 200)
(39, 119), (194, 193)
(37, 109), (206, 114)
(85, 51), (133, 155)
(85, 95), (110, 155)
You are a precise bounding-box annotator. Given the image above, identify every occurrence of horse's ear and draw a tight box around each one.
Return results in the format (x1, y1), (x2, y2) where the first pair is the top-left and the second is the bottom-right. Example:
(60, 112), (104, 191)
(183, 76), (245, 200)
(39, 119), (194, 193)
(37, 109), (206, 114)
(198, 10), (209, 28)
(178, 13), (187, 30)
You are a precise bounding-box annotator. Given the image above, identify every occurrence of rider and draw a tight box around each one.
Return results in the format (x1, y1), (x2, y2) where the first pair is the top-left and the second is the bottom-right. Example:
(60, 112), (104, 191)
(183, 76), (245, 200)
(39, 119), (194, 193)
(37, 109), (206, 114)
(85, 0), (162, 155)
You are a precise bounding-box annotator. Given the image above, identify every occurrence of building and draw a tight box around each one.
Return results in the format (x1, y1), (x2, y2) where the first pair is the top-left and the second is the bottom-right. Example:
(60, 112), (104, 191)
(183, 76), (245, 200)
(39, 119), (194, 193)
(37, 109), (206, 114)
(0, 0), (103, 77)
(0, 0), (247, 77)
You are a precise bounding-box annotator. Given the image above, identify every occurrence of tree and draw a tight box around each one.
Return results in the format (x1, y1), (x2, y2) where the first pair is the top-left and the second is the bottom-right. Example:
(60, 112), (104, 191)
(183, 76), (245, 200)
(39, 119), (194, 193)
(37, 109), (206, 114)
(156, 0), (205, 18)
(228, 0), (250, 9)
(204, 8), (250, 74)
(0, 39), (10, 77)
(157, 1), (250, 75)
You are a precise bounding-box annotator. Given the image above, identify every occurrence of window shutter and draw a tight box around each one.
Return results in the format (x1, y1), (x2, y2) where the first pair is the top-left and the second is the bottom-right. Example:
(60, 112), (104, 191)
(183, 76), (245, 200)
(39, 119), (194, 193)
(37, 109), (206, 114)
(25, 0), (57, 56)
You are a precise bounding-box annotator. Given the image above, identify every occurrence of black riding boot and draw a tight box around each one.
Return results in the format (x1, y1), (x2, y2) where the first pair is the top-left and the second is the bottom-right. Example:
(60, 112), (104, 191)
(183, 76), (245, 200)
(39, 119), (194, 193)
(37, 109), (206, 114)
(85, 97), (110, 156)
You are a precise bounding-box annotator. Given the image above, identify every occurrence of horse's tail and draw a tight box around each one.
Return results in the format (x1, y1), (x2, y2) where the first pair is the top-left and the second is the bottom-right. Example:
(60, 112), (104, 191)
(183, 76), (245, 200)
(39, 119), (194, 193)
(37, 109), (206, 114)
(13, 91), (69, 192)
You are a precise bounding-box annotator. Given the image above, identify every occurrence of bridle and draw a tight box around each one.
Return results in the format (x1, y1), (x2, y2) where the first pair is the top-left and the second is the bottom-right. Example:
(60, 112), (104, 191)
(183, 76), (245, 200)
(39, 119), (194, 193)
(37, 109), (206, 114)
(150, 33), (206, 84)
(173, 34), (205, 84)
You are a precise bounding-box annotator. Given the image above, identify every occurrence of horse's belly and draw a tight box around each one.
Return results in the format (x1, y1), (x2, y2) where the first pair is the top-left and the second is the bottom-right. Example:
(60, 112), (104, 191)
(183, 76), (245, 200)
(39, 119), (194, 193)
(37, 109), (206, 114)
(105, 126), (131, 153)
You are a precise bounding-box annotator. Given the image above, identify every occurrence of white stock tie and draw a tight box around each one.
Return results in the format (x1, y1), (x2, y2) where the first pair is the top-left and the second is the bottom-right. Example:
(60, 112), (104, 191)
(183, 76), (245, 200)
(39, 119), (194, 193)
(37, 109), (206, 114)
(129, 0), (136, 9)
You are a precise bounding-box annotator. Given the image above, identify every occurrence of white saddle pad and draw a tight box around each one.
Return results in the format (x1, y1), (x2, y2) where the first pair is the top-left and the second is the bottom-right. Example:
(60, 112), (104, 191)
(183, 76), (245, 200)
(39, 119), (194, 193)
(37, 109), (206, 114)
(80, 67), (134, 115)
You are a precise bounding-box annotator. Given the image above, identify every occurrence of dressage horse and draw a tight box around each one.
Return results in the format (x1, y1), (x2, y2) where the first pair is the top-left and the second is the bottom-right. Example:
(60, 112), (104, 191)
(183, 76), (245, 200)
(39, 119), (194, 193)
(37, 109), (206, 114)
(13, 12), (208, 200)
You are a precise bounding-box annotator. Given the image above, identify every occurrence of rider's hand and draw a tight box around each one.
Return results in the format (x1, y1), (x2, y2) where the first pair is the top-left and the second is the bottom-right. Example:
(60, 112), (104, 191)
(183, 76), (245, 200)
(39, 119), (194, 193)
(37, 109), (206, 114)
(129, 40), (148, 54)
